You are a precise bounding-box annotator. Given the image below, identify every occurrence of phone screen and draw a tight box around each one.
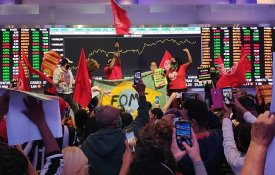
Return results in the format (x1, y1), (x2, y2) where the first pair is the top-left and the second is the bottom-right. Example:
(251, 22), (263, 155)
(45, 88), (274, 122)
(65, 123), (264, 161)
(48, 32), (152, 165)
(155, 96), (160, 105)
(134, 70), (141, 85)
(125, 131), (136, 152)
(222, 87), (233, 105)
(175, 121), (192, 151)
(176, 92), (183, 99)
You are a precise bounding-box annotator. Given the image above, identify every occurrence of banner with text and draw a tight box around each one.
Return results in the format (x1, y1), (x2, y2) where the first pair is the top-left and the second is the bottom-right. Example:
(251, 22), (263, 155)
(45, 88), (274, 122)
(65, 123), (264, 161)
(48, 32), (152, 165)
(93, 71), (167, 116)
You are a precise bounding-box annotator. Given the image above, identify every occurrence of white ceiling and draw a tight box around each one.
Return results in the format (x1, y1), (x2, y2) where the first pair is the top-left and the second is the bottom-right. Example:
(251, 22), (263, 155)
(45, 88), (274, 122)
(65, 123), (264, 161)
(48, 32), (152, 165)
(0, 1), (274, 26)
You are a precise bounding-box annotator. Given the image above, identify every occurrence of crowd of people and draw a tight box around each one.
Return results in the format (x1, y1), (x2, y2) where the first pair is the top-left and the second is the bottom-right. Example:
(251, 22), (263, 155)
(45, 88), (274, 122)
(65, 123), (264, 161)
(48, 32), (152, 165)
(0, 78), (275, 175)
(0, 43), (275, 175)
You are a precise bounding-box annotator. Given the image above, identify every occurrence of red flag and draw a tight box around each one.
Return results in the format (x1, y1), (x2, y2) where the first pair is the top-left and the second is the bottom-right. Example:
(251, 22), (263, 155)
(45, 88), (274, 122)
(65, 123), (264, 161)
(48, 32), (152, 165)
(110, 0), (131, 35)
(21, 49), (54, 85)
(216, 48), (251, 88)
(73, 48), (92, 108)
(159, 50), (172, 71)
(17, 57), (30, 91)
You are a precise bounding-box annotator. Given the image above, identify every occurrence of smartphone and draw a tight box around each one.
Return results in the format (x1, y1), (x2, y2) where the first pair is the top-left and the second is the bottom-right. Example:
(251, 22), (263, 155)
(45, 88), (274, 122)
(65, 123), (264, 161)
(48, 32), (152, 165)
(125, 130), (136, 152)
(176, 92), (183, 99)
(211, 88), (223, 108)
(155, 96), (160, 105)
(175, 120), (192, 151)
(134, 70), (141, 85)
(182, 93), (198, 102)
(222, 87), (233, 105)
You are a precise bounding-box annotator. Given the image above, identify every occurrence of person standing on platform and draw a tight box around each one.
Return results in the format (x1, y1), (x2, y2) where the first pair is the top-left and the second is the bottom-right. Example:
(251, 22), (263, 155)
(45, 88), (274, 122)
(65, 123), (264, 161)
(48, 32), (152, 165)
(53, 57), (78, 112)
(166, 48), (193, 95)
(104, 42), (122, 80)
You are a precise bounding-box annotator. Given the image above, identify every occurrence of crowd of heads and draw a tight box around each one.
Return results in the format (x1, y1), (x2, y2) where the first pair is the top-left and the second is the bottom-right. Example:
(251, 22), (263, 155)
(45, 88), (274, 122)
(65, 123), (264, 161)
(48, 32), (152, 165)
(0, 78), (275, 175)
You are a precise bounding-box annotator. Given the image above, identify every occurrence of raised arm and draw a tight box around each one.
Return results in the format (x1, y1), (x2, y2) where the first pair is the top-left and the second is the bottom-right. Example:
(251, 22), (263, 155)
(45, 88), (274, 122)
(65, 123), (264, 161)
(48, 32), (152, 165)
(233, 98), (257, 123)
(183, 48), (193, 67)
(22, 96), (63, 174)
(171, 128), (207, 175)
(128, 79), (149, 136)
(109, 42), (121, 69)
(162, 92), (177, 113)
(241, 111), (275, 175)
(222, 106), (244, 174)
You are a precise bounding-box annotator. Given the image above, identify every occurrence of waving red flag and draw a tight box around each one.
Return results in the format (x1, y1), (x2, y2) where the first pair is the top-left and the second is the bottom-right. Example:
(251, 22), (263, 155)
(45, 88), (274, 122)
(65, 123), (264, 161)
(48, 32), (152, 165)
(21, 49), (54, 85)
(17, 57), (30, 91)
(159, 50), (172, 71)
(110, 0), (131, 35)
(73, 48), (92, 108)
(216, 48), (251, 88)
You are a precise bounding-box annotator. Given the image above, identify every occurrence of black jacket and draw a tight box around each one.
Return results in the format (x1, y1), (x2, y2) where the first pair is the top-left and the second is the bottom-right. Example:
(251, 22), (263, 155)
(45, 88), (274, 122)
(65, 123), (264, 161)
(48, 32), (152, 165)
(81, 95), (149, 175)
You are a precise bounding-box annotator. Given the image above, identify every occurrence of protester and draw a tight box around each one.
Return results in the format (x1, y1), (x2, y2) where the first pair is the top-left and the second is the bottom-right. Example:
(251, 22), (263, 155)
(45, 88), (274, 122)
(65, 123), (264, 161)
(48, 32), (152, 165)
(179, 98), (224, 175)
(149, 108), (164, 123)
(0, 144), (29, 175)
(62, 146), (89, 175)
(81, 79), (149, 175)
(22, 96), (64, 175)
(150, 61), (157, 71)
(222, 103), (251, 175)
(166, 48), (193, 95)
(74, 109), (91, 145)
(23, 97), (77, 173)
(104, 42), (122, 80)
(171, 128), (208, 175)
(53, 57), (78, 112)
(128, 120), (176, 175)
(120, 112), (133, 129)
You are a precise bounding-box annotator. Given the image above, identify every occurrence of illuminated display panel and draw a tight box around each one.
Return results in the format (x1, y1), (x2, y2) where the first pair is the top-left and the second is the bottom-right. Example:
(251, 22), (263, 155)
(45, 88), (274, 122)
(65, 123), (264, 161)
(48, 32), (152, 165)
(201, 27), (274, 86)
(0, 27), (274, 89)
(0, 28), (49, 89)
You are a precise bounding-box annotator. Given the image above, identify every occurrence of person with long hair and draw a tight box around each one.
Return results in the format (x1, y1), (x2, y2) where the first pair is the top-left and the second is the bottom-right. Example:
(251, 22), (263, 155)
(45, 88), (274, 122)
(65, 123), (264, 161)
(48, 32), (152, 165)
(166, 48), (193, 95)
(63, 146), (89, 175)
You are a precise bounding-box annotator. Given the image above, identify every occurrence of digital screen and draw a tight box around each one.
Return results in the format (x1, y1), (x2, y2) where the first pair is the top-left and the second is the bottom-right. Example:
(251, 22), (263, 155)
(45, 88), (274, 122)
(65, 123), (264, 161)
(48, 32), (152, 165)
(0, 27), (274, 90)
(0, 28), (49, 89)
(201, 27), (275, 86)
(176, 122), (192, 147)
(222, 87), (233, 105)
(50, 27), (202, 87)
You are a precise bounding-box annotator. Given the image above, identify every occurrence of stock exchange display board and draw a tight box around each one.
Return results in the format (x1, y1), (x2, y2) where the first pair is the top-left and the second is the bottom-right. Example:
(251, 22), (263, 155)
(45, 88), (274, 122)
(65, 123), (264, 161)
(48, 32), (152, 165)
(0, 28), (49, 88)
(201, 27), (275, 86)
(0, 27), (274, 89)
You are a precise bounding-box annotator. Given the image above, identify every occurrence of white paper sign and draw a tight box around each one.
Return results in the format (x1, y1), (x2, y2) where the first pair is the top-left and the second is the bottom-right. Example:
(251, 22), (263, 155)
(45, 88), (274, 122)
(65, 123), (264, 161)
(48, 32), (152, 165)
(0, 88), (62, 145)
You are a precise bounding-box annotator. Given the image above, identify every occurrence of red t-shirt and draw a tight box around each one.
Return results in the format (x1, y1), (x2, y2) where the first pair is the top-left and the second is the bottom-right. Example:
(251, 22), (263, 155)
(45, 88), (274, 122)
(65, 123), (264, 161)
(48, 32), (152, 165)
(166, 63), (188, 90)
(104, 62), (122, 80)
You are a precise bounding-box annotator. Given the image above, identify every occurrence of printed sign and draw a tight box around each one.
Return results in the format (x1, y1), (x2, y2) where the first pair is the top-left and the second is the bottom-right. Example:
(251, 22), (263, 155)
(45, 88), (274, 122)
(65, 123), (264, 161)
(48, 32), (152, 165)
(41, 51), (61, 77)
(152, 68), (167, 88)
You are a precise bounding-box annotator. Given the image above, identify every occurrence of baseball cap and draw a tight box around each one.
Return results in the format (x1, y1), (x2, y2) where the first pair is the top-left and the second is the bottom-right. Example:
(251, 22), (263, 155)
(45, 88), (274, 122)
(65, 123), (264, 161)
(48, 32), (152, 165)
(96, 105), (120, 128)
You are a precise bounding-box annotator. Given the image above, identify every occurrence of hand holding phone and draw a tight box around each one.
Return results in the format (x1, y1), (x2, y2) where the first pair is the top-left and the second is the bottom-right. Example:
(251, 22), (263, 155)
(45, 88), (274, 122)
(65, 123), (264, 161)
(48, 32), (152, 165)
(155, 96), (160, 105)
(134, 70), (141, 85)
(222, 87), (233, 105)
(125, 129), (136, 152)
(175, 120), (192, 151)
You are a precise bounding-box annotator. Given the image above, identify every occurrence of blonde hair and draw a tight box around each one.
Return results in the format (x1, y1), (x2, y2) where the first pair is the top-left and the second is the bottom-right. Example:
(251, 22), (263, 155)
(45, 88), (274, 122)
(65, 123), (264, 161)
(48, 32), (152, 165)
(62, 146), (89, 175)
